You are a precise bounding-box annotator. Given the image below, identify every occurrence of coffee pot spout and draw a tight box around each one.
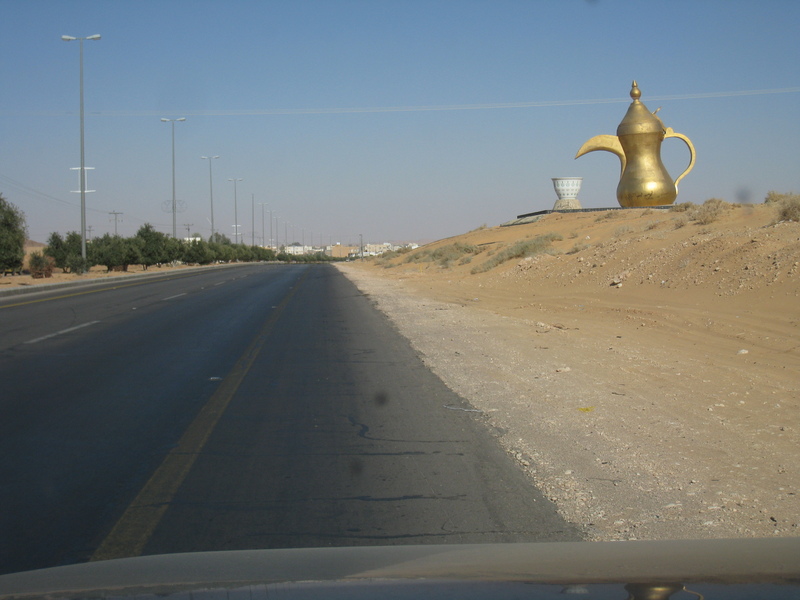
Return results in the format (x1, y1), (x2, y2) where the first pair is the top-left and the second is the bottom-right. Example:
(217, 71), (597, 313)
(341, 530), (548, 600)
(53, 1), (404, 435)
(575, 134), (626, 177)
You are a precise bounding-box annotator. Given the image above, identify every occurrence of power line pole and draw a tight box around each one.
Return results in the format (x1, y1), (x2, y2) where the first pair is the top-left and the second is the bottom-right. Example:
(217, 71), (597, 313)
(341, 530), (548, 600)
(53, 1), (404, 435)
(251, 193), (255, 247)
(62, 33), (101, 265)
(109, 211), (123, 235)
(86, 225), (94, 241)
(183, 223), (193, 238)
(161, 117), (186, 238)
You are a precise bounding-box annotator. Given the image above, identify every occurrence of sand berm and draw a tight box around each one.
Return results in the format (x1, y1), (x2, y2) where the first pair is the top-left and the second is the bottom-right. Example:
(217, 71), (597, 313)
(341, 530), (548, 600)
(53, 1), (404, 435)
(336, 201), (799, 541)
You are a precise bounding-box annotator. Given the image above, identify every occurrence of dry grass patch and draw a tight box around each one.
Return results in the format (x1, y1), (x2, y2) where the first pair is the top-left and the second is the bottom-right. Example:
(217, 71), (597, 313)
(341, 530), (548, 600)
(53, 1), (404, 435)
(613, 225), (632, 237)
(691, 198), (729, 225)
(669, 202), (694, 213)
(404, 242), (482, 268)
(566, 242), (590, 255)
(767, 192), (800, 223)
(594, 210), (622, 222)
(470, 233), (562, 274)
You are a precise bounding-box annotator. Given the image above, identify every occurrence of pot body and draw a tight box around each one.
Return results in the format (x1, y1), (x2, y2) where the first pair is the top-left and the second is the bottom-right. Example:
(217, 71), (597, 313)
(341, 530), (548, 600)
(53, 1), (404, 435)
(616, 132), (676, 207)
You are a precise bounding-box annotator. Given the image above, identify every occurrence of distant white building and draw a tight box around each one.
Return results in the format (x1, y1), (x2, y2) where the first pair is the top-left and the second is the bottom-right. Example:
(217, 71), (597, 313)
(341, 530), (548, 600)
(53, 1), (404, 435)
(361, 242), (419, 257)
(282, 244), (323, 256)
(282, 241), (420, 259)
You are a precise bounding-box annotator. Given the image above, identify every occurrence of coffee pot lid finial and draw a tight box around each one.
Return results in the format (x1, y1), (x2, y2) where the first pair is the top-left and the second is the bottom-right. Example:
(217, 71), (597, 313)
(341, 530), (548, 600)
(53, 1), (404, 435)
(630, 80), (641, 101)
(617, 80), (662, 136)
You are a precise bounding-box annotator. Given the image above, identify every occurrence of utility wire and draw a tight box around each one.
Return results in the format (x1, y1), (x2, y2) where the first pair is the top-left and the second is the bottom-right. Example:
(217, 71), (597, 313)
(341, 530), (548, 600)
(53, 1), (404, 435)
(0, 173), (172, 231)
(5, 87), (799, 117)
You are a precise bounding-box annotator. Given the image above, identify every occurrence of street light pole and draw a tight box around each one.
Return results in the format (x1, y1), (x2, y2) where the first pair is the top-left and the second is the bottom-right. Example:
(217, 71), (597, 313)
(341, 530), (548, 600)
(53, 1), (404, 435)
(258, 202), (268, 248)
(201, 155), (219, 238)
(228, 178), (242, 244)
(161, 118), (186, 238)
(61, 33), (100, 264)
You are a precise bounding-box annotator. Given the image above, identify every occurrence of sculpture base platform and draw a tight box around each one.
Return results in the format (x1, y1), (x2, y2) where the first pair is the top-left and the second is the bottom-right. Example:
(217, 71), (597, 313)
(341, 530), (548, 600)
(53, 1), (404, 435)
(502, 204), (672, 227)
(552, 197), (582, 211)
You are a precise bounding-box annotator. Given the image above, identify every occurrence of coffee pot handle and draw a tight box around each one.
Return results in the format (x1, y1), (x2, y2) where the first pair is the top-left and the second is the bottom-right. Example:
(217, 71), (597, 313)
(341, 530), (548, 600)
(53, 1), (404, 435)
(664, 128), (696, 191)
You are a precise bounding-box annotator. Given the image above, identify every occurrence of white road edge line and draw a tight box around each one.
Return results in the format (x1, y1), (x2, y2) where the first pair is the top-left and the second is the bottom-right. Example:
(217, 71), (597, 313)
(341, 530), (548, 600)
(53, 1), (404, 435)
(162, 293), (187, 301)
(24, 321), (101, 345)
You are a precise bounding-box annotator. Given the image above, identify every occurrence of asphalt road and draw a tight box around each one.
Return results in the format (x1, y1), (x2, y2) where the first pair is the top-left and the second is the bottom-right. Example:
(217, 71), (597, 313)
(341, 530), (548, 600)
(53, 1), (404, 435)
(0, 264), (580, 576)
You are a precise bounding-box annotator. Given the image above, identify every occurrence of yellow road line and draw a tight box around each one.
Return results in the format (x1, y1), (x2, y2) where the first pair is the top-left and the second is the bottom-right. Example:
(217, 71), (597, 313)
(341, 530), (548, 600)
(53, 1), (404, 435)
(90, 269), (309, 562)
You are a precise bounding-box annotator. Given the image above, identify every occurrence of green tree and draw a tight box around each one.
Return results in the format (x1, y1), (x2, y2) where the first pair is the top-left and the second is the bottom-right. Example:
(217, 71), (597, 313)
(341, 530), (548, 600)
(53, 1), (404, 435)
(66, 254), (90, 274)
(27, 251), (53, 278)
(45, 232), (66, 267)
(163, 237), (184, 263)
(135, 223), (169, 269)
(251, 246), (276, 261)
(233, 244), (254, 262)
(90, 234), (141, 272)
(209, 241), (235, 262)
(45, 231), (86, 273)
(65, 232), (82, 249)
(0, 194), (27, 273)
(209, 232), (232, 245)
(48, 231), (82, 272)
(182, 239), (214, 265)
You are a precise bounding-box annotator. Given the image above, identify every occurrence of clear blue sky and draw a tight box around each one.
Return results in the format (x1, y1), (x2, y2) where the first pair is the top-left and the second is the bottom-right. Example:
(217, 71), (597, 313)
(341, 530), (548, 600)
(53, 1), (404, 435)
(1, 0), (798, 245)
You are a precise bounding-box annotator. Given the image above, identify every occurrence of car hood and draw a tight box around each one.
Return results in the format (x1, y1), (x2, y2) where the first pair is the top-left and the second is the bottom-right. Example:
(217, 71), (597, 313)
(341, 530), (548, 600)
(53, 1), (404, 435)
(1, 538), (799, 599)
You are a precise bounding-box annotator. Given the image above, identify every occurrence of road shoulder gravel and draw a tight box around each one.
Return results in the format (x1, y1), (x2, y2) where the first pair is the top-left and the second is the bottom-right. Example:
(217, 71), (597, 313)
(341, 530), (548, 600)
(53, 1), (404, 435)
(336, 262), (799, 541)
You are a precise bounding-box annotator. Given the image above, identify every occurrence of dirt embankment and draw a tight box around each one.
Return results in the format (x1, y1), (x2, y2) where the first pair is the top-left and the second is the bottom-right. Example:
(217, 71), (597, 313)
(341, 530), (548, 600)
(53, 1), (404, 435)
(337, 202), (799, 541)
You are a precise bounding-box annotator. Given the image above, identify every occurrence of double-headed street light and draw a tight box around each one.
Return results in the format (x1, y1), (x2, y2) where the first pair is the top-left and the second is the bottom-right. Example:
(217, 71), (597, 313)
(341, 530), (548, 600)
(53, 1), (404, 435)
(61, 33), (101, 264)
(161, 117), (186, 238)
(228, 178), (242, 244)
(201, 156), (219, 238)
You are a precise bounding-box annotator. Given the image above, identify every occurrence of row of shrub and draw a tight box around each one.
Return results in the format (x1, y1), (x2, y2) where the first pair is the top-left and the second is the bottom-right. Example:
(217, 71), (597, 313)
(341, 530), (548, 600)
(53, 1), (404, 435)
(28, 224), (335, 276)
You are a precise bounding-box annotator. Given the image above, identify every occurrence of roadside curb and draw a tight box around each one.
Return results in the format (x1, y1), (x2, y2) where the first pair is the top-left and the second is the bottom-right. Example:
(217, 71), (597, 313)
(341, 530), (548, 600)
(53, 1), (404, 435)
(0, 263), (251, 299)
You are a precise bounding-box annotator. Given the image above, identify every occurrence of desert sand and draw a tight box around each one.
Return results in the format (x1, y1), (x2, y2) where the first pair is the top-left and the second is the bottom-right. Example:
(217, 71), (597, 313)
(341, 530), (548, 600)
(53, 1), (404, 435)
(336, 202), (799, 541)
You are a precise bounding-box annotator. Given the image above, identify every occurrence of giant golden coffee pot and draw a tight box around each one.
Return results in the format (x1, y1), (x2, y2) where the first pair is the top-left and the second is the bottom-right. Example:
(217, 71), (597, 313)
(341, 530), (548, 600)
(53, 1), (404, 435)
(576, 81), (696, 207)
